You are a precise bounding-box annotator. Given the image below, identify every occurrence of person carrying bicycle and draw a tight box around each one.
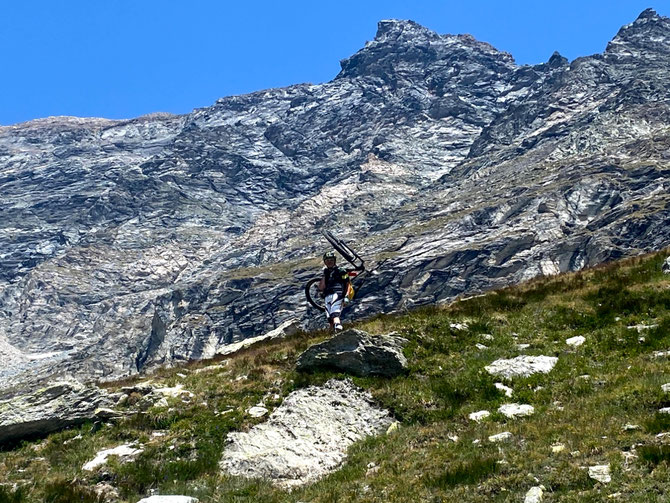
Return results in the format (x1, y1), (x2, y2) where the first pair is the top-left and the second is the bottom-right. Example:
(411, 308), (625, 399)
(318, 251), (357, 331)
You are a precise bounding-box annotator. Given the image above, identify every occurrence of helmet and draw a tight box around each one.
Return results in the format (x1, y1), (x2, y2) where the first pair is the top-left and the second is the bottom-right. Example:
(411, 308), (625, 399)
(323, 251), (336, 261)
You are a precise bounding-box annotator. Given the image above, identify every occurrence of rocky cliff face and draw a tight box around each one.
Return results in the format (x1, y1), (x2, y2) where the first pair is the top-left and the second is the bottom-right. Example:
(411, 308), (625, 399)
(2, 9), (670, 397)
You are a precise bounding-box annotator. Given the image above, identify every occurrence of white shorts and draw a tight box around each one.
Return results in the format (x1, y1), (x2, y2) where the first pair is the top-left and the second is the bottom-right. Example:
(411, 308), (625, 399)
(324, 293), (343, 320)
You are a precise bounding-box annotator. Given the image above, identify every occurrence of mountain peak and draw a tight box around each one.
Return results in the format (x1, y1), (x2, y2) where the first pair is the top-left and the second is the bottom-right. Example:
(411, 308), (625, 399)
(336, 20), (514, 81)
(637, 7), (659, 20)
(606, 8), (670, 58)
(373, 19), (440, 42)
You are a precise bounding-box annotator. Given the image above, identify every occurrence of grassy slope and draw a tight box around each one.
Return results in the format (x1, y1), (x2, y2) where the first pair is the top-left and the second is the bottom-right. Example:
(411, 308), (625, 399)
(2, 250), (670, 502)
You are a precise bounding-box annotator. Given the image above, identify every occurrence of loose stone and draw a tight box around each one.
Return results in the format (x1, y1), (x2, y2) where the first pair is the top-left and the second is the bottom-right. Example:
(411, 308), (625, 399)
(468, 410), (491, 422)
(524, 486), (544, 503)
(566, 336), (585, 347)
(247, 406), (268, 418)
(551, 443), (566, 453)
(627, 324), (658, 332)
(489, 432), (513, 443)
(495, 383), (514, 397)
(152, 384), (194, 399)
(485, 356), (558, 379)
(498, 403), (535, 418)
(588, 464), (611, 483)
(83, 443), (144, 471)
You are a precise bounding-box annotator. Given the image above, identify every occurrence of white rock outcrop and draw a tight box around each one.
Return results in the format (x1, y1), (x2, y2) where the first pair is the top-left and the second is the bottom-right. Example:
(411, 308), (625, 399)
(551, 443), (566, 453)
(495, 383), (514, 397)
(220, 379), (393, 488)
(488, 432), (513, 443)
(152, 384), (194, 399)
(468, 410), (491, 422)
(566, 336), (585, 347)
(525, 486), (544, 503)
(485, 356), (558, 379)
(588, 464), (611, 483)
(83, 443), (144, 471)
(498, 403), (535, 418)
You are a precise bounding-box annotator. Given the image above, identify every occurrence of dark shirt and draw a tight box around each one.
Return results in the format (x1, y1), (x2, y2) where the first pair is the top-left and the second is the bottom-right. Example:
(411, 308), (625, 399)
(323, 266), (349, 296)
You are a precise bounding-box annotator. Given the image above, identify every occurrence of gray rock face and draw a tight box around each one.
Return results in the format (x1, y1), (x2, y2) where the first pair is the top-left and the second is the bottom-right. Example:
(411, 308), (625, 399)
(296, 329), (408, 377)
(0, 380), (113, 445)
(219, 379), (393, 488)
(1, 10), (670, 398)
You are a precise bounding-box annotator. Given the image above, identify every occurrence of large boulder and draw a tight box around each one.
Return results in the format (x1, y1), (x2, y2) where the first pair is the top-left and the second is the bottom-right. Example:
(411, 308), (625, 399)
(0, 380), (114, 445)
(296, 329), (409, 377)
(663, 256), (670, 274)
(220, 379), (393, 488)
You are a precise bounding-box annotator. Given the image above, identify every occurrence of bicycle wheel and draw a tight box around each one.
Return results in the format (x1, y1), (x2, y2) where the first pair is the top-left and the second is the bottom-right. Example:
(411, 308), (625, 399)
(305, 277), (326, 311)
(321, 230), (365, 271)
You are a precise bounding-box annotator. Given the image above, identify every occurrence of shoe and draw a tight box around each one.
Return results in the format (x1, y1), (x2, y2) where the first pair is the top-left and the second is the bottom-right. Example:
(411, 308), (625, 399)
(334, 324), (343, 331)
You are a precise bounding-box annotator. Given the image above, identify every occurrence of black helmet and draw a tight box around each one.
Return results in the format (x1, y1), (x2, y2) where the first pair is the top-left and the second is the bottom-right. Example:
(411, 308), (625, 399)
(323, 251), (336, 261)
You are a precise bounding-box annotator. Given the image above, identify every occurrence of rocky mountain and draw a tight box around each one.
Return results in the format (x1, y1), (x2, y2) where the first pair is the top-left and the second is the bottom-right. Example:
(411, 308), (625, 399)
(2, 9), (670, 397)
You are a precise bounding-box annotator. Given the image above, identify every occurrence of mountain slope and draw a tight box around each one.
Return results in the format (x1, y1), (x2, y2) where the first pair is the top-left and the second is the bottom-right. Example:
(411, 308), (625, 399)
(1, 10), (670, 394)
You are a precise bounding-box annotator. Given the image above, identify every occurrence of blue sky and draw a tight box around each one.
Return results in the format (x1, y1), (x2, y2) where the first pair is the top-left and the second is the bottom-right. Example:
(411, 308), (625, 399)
(1, 1), (666, 126)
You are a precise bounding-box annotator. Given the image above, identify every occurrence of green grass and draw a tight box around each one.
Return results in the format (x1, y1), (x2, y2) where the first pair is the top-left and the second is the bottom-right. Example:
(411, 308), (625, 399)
(425, 456), (500, 488)
(638, 444), (670, 466)
(2, 249), (670, 502)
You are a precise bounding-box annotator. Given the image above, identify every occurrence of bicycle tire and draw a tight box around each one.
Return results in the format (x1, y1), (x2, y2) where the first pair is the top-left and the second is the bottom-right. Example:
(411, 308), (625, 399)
(305, 277), (326, 311)
(322, 230), (352, 261)
(321, 230), (365, 271)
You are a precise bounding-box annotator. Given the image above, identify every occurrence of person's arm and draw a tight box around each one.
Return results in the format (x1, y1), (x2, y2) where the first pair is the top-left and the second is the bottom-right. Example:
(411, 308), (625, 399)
(318, 268), (326, 292)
